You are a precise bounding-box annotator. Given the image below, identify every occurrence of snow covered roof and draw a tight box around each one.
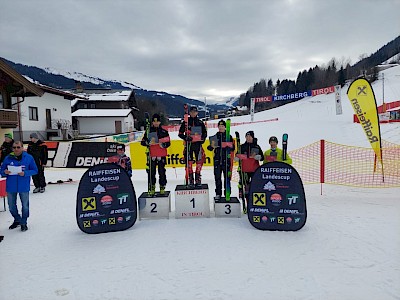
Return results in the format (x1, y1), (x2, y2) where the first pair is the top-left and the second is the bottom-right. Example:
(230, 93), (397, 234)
(77, 90), (133, 101)
(72, 109), (132, 117)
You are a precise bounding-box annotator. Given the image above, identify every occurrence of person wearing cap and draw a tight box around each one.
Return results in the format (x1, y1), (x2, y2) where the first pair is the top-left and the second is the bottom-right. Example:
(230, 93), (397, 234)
(178, 106), (207, 186)
(207, 120), (235, 199)
(263, 136), (292, 164)
(234, 131), (264, 207)
(0, 141), (38, 232)
(114, 144), (132, 177)
(27, 133), (48, 193)
(0, 133), (14, 166)
(141, 113), (171, 195)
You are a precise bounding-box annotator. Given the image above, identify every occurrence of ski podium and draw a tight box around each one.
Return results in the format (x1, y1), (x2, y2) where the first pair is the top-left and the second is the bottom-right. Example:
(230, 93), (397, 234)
(210, 119), (241, 218)
(175, 104), (210, 218)
(138, 112), (171, 220)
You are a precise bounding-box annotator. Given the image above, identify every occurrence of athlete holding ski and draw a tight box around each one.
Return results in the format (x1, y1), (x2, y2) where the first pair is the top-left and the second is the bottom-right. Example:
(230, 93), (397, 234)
(207, 120), (234, 200)
(141, 113), (171, 195)
(178, 106), (207, 186)
(234, 131), (263, 212)
(263, 135), (292, 164)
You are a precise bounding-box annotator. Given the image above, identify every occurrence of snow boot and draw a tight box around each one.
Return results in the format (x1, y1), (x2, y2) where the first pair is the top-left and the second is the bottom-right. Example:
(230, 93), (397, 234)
(148, 185), (156, 196)
(33, 187), (40, 193)
(160, 185), (166, 195)
(9, 221), (20, 229)
(195, 172), (202, 187)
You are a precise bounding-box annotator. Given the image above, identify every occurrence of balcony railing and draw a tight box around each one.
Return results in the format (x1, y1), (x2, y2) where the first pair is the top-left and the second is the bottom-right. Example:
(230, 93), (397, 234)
(0, 109), (18, 128)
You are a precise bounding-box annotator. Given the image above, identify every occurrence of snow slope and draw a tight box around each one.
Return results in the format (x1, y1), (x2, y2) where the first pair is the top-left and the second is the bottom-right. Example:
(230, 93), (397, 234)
(0, 67), (400, 300)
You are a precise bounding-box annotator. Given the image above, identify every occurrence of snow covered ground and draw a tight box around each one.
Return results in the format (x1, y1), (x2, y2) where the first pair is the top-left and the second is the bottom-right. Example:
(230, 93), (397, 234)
(1, 66), (400, 300)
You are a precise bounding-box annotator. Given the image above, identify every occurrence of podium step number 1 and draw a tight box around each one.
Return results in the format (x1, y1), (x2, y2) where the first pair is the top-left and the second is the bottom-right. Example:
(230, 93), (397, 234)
(175, 184), (210, 218)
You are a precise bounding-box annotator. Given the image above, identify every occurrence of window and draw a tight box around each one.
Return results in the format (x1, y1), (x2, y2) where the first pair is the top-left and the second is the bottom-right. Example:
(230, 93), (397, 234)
(29, 106), (38, 121)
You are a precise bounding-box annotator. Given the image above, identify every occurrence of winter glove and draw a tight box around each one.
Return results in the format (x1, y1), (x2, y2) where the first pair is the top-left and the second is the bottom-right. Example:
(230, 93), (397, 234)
(151, 157), (156, 161)
(234, 156), (240, 162)
(254, 155), (262, 161)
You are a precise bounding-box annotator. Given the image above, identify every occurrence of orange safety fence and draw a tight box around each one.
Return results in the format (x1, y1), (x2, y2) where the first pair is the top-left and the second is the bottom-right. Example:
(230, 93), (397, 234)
(231, 139), (400, 188)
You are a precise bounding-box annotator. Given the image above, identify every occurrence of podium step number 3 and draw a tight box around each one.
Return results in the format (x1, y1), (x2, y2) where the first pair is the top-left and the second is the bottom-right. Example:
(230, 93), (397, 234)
(214, 197), (241, 218)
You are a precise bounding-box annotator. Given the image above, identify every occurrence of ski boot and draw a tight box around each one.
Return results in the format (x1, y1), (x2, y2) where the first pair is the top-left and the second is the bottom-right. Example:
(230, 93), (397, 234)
(160, 185), (166, 195)
(188, 173), (195, 187)
(148, 185), (156, 196)
(195, 173), (202, 187)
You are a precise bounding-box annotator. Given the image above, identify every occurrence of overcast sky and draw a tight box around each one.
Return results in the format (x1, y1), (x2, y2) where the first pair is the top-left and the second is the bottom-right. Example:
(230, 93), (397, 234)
(1, 0), (399, 102)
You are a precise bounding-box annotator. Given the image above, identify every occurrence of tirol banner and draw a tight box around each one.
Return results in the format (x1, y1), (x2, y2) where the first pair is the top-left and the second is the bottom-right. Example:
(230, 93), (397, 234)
(347, 78), (383, 164)
(76, 163), (137, 234)
(248, 162), (307, 231)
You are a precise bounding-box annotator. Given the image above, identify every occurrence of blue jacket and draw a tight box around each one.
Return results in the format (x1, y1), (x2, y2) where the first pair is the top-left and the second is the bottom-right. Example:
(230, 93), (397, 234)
(0, 151), (38, 193)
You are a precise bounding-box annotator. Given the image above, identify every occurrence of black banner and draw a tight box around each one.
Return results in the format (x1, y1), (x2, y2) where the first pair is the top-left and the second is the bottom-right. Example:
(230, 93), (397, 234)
(248, 162), (307, 231)
(76, 163), (137, 234)
(67, 142), (121, 168)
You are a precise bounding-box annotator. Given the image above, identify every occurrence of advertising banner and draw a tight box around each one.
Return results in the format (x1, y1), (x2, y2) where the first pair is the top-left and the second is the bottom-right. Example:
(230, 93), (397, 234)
(247, 161), (307, 231)
(129, 139), (215, 169)
(66, 142), (122, 167)
(76, 163), (137, 234)
(347, 78), (383, 164)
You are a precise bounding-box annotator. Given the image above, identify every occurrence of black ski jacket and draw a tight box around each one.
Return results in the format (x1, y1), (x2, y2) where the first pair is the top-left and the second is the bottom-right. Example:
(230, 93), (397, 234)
(178, 117), (207, 143)
(27, 140), (48, 166)
(207, 132), (235, 164)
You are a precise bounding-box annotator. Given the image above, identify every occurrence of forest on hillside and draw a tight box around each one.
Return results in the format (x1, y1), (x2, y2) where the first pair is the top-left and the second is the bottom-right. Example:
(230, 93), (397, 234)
(239, 35), (400, 111)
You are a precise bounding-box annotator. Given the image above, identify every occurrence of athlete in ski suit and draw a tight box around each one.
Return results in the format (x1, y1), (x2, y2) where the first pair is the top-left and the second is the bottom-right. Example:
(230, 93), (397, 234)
(178, 106), (207, 186)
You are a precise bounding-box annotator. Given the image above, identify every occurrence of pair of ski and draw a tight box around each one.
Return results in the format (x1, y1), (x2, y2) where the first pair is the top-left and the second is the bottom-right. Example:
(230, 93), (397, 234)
(236, 132), (288, 213)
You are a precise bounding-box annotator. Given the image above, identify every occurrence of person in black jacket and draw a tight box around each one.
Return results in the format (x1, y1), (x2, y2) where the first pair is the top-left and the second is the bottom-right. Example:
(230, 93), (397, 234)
(207, 120), (235, 199)
(234, 131), (264, 210)
(27, 133), (48, 193)
(0, 133), (14, 166)
(141, 114), (171, 195)
(178, 106), (207, 186)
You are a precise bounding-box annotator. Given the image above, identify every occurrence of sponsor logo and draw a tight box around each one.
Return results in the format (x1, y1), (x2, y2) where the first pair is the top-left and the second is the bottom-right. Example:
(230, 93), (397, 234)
(92, 219), (99, 226)
(110, 208), (132, 214)
(117, 193), (129, 205)
(253, 193), (266, 206)
(270, 193), (282, 206)
(79, 212), (101, 218)
(287, 194), (299, 205)
(93, 184), (106, 194)
(294, 217), (301, 223)
(100, 218), (107, 225)
(83, 220), (91, 228)
(261, 216), (268, 223)
(100, 195), (113, 208)
(253, 216), (260, 223)
(279, 209), (300, 214)
(76, 157), (109, 167)
(82, 197), (96, 211)
(108, 217), (116, 225)
(270, 216), (276, 223)
(278, 216), (285, 224)
(125, 216), (131, 222)
(286, 217), (293, 224)
(117, 216), (124, 223)
(263, 181), (276, 191)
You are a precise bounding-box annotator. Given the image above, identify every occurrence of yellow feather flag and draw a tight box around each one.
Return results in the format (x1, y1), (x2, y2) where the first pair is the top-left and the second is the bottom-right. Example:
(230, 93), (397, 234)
(347, 78), (383, 164)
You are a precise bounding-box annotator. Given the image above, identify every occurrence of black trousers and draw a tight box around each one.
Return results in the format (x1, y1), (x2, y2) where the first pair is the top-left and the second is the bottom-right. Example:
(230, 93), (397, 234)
(147, 157), (167, 186)
(214, 161), (231, 196)
(32, 165), (46, 188)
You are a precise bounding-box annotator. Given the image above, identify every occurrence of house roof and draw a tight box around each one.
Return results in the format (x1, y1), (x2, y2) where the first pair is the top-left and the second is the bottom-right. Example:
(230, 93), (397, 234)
(0, 58), (44, 97)
(72, 109), (133, 117)
(77, 90), (133, 101)
(31, 81), (87, 100)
